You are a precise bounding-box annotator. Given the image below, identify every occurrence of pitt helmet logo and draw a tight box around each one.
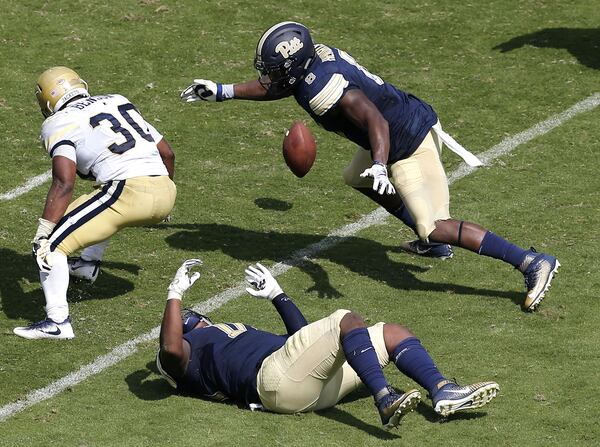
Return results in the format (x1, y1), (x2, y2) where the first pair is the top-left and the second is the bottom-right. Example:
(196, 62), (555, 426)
(275, 37), (304, 59)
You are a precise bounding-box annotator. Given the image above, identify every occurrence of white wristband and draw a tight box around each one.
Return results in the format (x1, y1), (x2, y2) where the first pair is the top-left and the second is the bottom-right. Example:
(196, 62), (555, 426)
(222, 84), (234, 100)
(167, 293), (182, 301)
(35, 218), (56, 239)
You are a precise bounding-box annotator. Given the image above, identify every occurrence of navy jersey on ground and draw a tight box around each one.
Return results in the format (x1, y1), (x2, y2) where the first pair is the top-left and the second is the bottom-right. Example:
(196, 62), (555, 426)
(178, 323), (287, 405)
(294, 44), (438, 162)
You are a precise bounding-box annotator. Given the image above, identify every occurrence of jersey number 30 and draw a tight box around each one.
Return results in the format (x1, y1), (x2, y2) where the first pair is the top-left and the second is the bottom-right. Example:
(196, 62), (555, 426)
(89, 103), (154, 154)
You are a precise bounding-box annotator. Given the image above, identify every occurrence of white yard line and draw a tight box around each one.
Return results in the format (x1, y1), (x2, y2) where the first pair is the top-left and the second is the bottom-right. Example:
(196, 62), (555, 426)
(1, 93), (598, 422)
(0, 170), (52, 202)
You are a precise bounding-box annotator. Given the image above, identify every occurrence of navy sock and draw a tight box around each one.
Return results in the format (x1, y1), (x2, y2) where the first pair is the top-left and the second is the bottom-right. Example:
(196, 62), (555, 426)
(478, 231), (528, 268)
(392, 337), (446, 397)
(342, 328), (390, 399)
(389, 203), (417, 233)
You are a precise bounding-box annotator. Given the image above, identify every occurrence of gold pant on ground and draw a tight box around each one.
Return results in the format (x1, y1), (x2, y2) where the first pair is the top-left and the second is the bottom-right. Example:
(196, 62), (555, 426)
(51, 175), (176, 255)
(342, 125), (451, 240)
(256, 309), (389, 413)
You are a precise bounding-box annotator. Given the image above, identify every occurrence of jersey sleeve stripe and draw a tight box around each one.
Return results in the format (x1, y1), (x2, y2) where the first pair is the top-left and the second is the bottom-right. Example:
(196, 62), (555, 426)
(49, 140), (75, 158)
(309, 73), (349, 116)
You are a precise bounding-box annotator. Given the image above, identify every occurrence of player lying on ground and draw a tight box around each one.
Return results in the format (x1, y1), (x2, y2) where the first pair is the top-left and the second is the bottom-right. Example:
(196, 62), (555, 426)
(181, 21), (559, 311)
(157, 260), (499, 429)
(13, 67), (177, 340)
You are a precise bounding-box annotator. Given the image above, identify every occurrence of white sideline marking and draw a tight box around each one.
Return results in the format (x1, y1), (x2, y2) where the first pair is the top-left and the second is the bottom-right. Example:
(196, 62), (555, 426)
(0, 170), (51, 201)
(1, 93), (598, 422)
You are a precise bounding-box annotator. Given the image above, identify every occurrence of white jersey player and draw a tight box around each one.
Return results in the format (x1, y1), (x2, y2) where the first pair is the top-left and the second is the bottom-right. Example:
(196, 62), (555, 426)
(14, 66), (177, 340)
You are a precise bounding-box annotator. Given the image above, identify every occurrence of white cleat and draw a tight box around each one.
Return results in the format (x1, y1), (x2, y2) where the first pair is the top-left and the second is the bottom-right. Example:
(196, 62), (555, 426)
(68, 257), (101, 283)
(13, 317), (75, 340)
(432, 381), (499, 417)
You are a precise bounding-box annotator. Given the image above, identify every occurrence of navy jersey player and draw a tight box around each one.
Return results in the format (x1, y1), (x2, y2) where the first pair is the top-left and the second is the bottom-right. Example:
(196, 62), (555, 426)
(157, 259), (499, 429)
(181, 21), (559, 312)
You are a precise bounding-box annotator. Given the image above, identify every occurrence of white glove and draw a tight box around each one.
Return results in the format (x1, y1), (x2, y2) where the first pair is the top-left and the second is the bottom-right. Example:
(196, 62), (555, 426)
(245, 263), (283, 301)
(32, 218), (56, 272)
(360, 162), (396, 195)
(32, 238), (53, 272)
(181, 79), (222, 102)
(167, 259), (202, 300)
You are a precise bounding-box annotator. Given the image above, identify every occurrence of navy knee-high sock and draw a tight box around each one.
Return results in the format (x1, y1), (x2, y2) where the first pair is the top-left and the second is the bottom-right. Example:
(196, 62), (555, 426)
(478, 231), (529, 268)
(392, 337), (446, 397)
(389, 203), (417, 234)
(342, 328), (390, 399)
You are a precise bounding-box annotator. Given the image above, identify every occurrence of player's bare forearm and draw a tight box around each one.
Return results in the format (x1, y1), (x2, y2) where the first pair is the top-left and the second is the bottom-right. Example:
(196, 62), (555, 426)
(339, 89), (391, 164)
(157, 138), (175, 179)
(42, 156), (76, 223)
(368, 119), (390, 164)
(159, 299), (189, 376)
(233, 79), (292, 101)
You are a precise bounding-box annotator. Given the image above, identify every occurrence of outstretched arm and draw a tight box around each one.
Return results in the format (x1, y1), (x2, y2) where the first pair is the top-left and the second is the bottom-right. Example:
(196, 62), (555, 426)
(181, 78), (292, 103)
(158, 259), (202, 380)
(245, 263), (307, 335)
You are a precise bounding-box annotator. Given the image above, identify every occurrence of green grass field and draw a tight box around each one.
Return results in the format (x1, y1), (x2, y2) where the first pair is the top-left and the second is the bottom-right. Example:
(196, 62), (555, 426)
(1, 1), (599, 445)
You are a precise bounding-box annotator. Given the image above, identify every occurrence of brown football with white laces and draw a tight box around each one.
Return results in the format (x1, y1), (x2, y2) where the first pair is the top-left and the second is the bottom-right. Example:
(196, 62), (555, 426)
(282, 121), (316, 178)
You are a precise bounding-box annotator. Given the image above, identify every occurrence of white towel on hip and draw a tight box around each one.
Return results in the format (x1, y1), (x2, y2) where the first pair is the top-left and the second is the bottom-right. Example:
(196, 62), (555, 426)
(431, 122), (484, 167)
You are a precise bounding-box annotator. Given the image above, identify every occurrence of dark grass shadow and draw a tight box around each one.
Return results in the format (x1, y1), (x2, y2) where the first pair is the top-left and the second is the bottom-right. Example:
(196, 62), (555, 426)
(0, 248), (138, 321)
(319, 388), (489, 436)
(316, 406), (400, 439)
(416, 401), (488, 424)
(493, 27), (600, 69)
(128, 361), (249, 411)
(254, 197), (293, 211)
(162, 223), (523, 307)
(125, 361), (174, 401)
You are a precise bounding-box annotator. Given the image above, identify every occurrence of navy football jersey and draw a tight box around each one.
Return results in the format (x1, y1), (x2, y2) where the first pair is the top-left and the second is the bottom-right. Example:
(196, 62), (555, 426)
(294, 44), (438, 162)
(177, 323), (287, 405)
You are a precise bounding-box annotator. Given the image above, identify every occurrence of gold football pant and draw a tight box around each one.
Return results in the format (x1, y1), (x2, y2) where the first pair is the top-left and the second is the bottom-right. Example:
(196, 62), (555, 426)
(49, 175), (176, 255)
(256, 309), (389, 413)
(342, 125), (451, 240)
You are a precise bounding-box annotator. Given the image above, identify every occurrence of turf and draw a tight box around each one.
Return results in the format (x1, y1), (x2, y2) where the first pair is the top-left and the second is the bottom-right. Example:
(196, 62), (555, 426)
(0, 0), (599, 445)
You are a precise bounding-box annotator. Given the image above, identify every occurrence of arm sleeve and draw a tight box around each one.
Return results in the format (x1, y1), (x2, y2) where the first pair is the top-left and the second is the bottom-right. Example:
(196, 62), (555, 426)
(271, 293), (308, 336)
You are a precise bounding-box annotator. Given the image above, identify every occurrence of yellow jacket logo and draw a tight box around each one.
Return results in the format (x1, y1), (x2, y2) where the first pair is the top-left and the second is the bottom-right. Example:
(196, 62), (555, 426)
(275, 37), (304, 58)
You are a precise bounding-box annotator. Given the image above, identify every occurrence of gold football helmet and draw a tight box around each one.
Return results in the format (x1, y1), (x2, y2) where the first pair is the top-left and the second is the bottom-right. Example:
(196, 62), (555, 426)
(35, 66), (89, 117)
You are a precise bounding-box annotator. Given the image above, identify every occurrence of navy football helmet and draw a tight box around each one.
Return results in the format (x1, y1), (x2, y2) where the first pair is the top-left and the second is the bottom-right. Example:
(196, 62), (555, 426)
(254, 21), (315, 91)
(182, 308), (212, 333)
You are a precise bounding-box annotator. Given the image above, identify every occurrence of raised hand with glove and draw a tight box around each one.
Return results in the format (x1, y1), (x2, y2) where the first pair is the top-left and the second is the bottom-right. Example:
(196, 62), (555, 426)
(180, 79), (235, 103)
(167, 259), (203, 300)
(360, 161), (396, 195)
(245, 263), (284, 300)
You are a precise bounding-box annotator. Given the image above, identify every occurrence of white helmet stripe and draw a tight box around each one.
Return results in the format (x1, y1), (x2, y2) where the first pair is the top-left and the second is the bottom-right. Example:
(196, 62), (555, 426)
(256, 21), (303, 55)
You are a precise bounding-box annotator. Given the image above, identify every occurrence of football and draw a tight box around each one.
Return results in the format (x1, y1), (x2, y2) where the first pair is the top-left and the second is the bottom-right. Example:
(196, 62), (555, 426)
(282, 121), (317, 178)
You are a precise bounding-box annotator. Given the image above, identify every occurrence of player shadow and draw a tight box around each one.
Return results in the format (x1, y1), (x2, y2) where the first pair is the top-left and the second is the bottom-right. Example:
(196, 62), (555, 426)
(315, 406), (399, 439)
(124, 361), (175, 401)
(162, 223), (523, 306)
(254, 197), (293, 211)
(319, 387), (487, 434)
(0, 247), (138, 322)
(493, 27), (600, 70)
